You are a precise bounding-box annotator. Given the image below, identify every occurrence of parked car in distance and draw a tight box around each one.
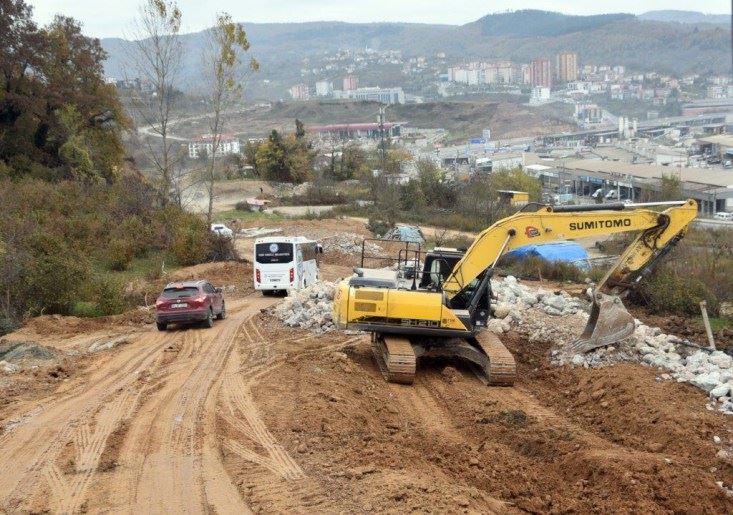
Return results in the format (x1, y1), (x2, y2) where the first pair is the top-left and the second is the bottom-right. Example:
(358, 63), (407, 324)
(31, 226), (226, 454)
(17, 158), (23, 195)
(714, 212), (733, 221)
(155, 280), (225, 331)
(210, 223), (234, 239)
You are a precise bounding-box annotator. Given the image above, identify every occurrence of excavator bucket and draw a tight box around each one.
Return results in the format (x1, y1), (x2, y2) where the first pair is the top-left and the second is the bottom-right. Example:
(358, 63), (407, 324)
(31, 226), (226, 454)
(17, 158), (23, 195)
(566, 292), (636, 354)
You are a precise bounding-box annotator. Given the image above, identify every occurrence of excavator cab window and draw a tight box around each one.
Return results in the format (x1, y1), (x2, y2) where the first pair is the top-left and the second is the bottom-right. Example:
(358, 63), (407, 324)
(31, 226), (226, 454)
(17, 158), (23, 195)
(419, 252), (463, 290)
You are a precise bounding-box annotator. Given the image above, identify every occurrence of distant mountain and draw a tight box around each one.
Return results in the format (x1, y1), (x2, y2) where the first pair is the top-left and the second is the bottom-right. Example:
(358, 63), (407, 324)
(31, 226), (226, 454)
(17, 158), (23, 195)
(101, 10), (732, 94)
(639, 10), (730, 25)
(464, 10), (633, 37)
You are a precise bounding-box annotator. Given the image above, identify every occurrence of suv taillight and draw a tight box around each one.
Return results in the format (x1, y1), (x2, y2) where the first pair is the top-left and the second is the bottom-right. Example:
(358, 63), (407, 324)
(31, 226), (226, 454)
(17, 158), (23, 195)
(191, 295), (207, 306)
(256, 269), (261, 283)
(289, 268), (294, 282)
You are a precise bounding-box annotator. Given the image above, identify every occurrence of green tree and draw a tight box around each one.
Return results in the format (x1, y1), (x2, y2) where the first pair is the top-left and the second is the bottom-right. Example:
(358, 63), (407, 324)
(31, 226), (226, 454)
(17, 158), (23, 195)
(255, 130), (313, 183)
(0, 2), (127, 181)
(201, 11), (258, 224)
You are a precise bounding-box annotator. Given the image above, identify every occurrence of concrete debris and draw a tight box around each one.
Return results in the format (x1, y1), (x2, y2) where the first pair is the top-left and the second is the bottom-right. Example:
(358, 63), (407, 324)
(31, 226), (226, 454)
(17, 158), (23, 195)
(88, 335), (131, 353)
(321, 233), (382, 256)
(274, 281), (337, 333)
(0, 340), (58, 363)
(0, 360), (20, 373)
(491, 276), (733, 415)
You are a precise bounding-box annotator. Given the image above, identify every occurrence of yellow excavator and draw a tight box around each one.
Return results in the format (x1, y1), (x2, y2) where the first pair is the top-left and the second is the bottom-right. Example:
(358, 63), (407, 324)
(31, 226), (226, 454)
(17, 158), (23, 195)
(333, 199), (698, 386)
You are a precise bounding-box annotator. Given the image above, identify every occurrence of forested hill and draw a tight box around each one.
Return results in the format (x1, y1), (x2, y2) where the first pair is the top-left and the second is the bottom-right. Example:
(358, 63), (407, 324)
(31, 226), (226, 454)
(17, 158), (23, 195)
(101, 9), (731, 92)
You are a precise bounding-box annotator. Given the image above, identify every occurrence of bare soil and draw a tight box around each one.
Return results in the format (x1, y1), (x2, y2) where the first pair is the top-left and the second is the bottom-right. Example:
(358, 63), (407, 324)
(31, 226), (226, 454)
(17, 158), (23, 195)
(0, 258), (731, 513)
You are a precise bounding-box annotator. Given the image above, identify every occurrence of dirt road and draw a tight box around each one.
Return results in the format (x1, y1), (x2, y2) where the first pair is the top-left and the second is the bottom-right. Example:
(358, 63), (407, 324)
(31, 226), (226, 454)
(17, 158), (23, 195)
(1, 261), (732, 512)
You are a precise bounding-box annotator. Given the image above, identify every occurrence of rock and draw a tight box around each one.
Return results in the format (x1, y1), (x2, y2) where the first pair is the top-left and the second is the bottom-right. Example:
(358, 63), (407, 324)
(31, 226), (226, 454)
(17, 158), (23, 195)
(544, 306), (563, 317)
(493, 302), (511, 319)
(709, 352), (733, 370)
(487, 319), (504, 335)
(544, 294), (566, 311)
(454, 496), (470, 507)
(521, 293), (538, 306)
(710, 383), (732, 399)
(296, 442), (308, 454)
(274, 281), (337, 332)
(0, 360), (20, 373)
(713, 436), (722, 444)
(692, 372), (722, 393)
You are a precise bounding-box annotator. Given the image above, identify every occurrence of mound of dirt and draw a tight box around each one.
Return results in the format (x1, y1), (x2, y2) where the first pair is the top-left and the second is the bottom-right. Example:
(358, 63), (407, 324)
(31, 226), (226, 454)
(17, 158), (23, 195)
(166, 261), (251, 288)
(0, 340), (58, 363)
(24, 308), (155, 338)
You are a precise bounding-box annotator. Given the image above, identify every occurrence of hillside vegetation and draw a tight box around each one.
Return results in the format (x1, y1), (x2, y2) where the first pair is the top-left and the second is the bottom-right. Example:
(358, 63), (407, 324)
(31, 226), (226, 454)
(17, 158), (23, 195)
(102, 9), (732, 94)
(0, 0), (215, 333)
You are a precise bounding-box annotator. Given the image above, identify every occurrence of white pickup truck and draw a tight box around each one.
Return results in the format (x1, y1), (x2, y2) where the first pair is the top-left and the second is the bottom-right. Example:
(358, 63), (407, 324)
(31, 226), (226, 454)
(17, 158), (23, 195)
(210, 223), (234, 239)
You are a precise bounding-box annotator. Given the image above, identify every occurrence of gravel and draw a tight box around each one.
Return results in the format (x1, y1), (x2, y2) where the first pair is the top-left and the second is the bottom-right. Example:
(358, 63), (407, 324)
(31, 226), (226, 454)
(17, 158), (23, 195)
(321, 233), (382, 256)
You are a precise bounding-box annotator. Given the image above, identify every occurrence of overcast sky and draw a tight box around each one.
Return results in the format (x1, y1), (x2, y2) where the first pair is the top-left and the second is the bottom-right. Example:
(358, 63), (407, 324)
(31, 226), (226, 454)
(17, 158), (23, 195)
(28, 0), (731, 39)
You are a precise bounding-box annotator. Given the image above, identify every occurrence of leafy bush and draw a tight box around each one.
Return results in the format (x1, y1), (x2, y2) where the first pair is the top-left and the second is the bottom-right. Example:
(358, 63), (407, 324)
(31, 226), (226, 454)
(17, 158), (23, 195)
(170, 218), (209, 266)
(71, 301), (104, 318)
(207, 234), (239, 262)
(107, 238), (136, 271)
(499, 255), (587, 283)
(0, 175), (211, 328)
(92, 275), (128, 316)
(20, 232), (91, 315)
(367, 217), (392, 237)
(634, 270), (720, 316)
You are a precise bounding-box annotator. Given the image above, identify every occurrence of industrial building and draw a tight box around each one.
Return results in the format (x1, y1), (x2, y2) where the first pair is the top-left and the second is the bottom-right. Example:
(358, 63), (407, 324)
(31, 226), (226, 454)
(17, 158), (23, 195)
(527, 157), (733, 215)
(333, 86), (405, 105)
(307, 122), (404, 140)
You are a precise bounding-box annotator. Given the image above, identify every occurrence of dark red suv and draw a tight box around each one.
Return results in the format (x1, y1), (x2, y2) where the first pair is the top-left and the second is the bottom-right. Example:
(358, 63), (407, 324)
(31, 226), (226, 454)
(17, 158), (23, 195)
(155, 280), (225, 331)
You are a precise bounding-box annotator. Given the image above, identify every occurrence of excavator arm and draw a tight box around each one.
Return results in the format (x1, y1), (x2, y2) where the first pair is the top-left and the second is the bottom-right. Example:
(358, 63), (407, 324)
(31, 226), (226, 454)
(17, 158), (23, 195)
(442, 199), (698, 352)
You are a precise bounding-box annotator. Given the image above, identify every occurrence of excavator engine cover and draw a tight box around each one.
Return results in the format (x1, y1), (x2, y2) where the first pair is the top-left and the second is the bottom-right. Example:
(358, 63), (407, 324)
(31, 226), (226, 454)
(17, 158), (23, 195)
(567, 293), (635, 354)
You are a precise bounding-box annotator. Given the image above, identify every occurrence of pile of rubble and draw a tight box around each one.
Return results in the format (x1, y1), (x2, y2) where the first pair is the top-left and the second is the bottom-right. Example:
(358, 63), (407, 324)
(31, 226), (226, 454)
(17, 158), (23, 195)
(321, 233), (381, 256)
(273, 281), (337, 333)
(490, 276), (733, 415)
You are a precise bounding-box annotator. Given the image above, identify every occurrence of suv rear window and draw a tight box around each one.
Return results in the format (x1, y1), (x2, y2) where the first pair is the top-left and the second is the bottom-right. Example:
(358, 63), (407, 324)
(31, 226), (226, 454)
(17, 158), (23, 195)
(256, 242), (294, 264)
(161, 286), (200, 298)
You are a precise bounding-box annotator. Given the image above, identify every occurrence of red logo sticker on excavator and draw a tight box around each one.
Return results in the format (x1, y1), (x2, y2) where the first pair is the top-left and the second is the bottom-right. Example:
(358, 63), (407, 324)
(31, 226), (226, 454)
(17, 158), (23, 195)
(525, 226), (540, 238)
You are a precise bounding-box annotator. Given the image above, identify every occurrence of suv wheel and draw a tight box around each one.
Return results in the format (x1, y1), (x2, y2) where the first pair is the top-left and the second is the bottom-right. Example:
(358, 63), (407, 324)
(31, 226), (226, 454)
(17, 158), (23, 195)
(217, 302), (226, 320)
(203, 308), (214, 328)
(156, 322), (167, 331)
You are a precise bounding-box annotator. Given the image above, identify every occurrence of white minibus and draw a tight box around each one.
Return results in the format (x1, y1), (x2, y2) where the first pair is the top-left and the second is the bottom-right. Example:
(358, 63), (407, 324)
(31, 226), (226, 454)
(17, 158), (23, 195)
(253, 236), (322, 295)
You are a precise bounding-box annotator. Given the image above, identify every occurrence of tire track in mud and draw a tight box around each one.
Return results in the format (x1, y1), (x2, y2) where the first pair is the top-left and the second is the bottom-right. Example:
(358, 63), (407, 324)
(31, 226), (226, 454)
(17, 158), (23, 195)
(0, 329), (181, 512)
(216, 318), (363, 512)
(118, 303), (266, 514)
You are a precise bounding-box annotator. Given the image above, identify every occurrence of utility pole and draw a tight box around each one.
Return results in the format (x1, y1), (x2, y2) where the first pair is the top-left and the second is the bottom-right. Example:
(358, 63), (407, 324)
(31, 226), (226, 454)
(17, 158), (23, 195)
(378, 106), (386, 172)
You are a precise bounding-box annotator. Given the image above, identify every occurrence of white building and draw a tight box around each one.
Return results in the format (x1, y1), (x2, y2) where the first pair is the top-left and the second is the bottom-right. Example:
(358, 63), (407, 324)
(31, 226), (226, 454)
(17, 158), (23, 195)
(333, 86), (405, 105)
(315, 80), (333, 97)
(529, 87), (551, 104)
(188, 134), (241, 159)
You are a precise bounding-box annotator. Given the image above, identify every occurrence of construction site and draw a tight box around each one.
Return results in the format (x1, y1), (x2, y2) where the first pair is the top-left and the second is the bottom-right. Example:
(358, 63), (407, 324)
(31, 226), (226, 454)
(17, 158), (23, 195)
(0, 211), (732, 514)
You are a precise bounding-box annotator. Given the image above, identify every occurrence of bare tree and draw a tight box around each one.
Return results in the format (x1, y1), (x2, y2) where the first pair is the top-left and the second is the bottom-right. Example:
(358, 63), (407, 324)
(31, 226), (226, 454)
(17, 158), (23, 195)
(126, 0), (183, 206)
(200, 12), (258, 224)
